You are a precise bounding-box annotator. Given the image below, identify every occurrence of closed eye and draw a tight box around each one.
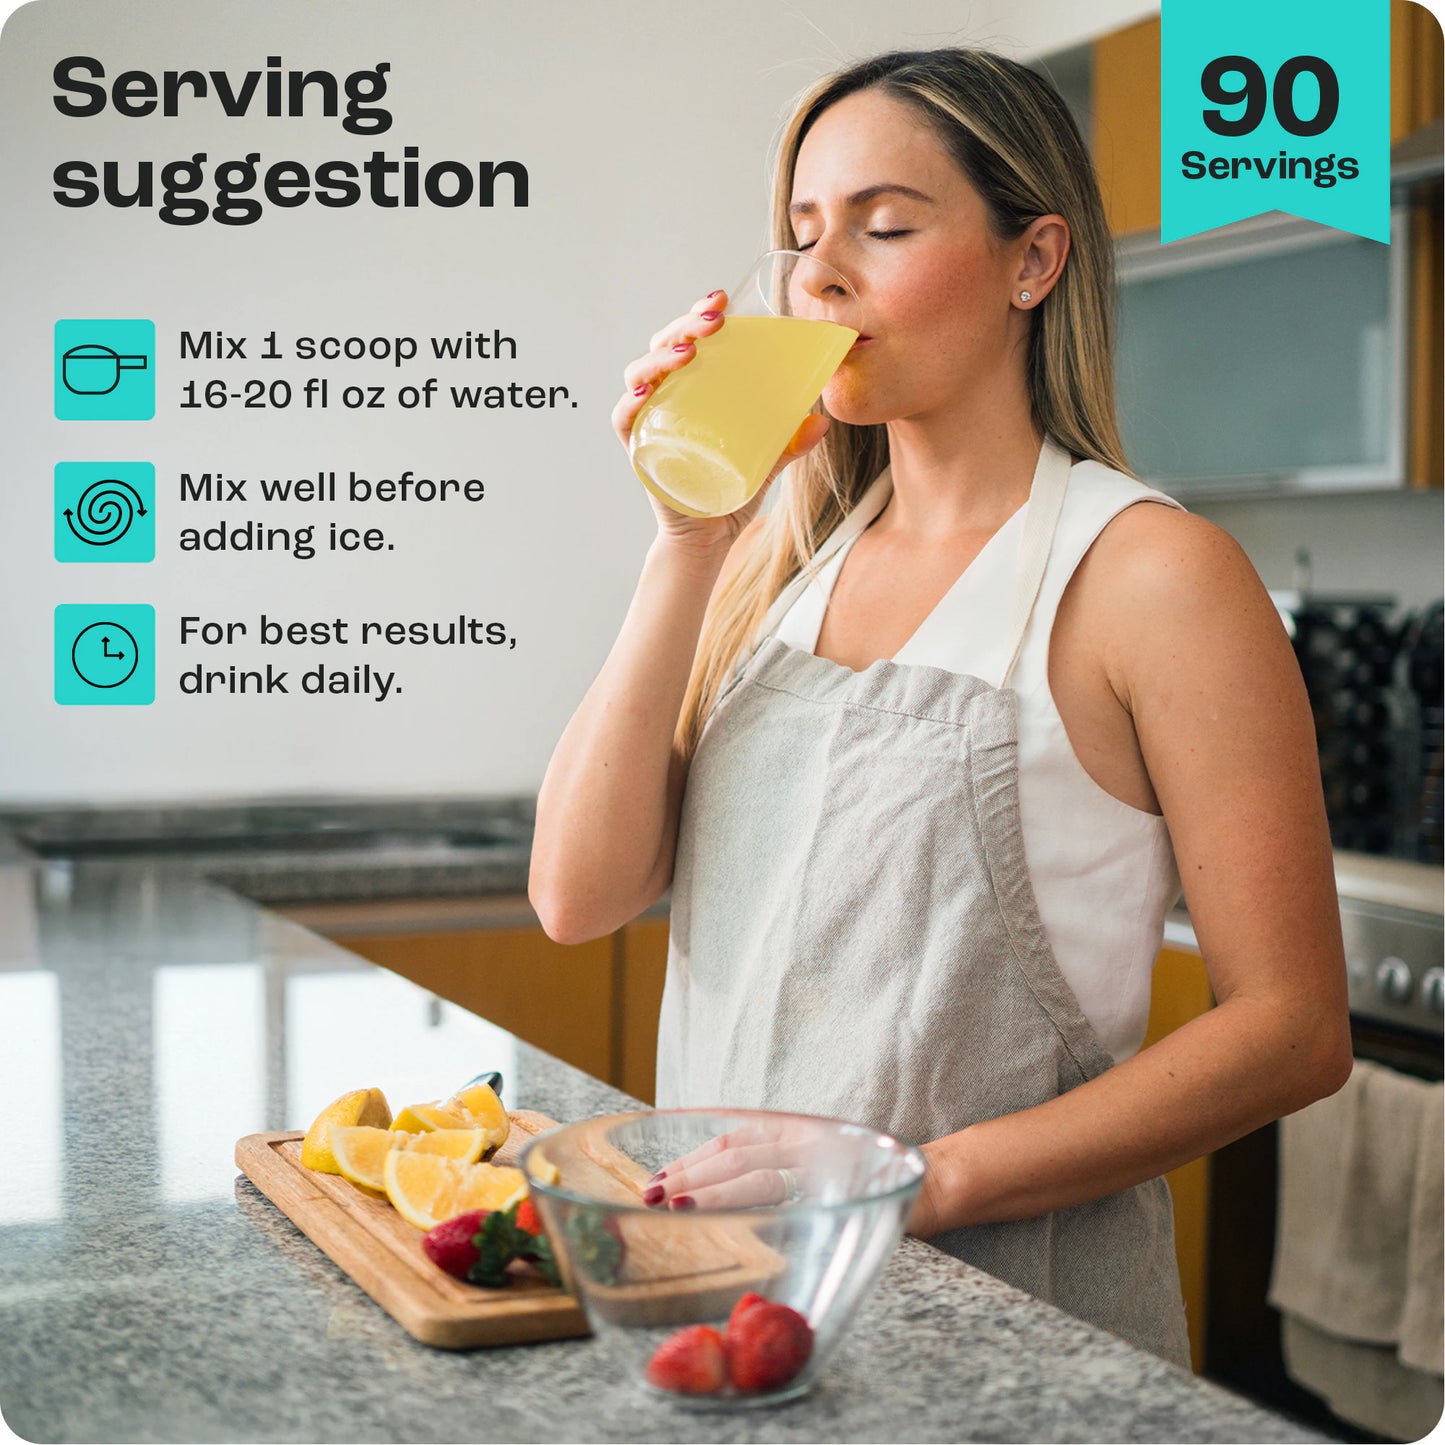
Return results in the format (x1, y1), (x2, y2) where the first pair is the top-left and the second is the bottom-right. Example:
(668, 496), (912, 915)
(796, 229), (911, 251)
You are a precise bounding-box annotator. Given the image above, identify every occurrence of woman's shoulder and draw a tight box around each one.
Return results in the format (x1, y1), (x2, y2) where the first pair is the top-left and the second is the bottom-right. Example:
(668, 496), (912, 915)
(1063, 467), (1277, 671)
(1082, 481), (1255, 597)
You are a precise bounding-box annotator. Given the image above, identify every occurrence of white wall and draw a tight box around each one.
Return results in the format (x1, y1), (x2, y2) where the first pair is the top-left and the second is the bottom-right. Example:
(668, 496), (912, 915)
(975, 0), (1158, 56)
(1191, 489), (1444, 614)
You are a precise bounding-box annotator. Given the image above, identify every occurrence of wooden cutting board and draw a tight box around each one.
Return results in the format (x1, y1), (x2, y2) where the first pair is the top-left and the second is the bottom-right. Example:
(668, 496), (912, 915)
(236, 1110), (588, 1348)
(236, 1110), (784, 1348)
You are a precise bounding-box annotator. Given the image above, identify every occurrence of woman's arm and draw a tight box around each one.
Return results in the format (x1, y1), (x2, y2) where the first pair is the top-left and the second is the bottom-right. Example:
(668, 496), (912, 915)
(529, 529), (741, 944)
(910, 507), (1353, 1236)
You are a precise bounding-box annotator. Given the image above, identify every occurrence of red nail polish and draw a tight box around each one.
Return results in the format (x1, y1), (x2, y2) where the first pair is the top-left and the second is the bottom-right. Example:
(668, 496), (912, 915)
(706, 290), (721, 299)
(632, 384), (649, 396)
(643, 1184), (665, 1205)
(672, 342), (692, 353)
(649, 1170), (666, 1183)
(671, 1195), (696, 1210)
(700, 311), (720, 322)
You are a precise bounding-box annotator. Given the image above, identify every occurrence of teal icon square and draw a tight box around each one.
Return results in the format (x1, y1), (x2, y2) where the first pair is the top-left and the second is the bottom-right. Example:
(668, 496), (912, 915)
(55, 463), (155, 562)
(55, 604), (155, 705)
(55, 319), (156, 420)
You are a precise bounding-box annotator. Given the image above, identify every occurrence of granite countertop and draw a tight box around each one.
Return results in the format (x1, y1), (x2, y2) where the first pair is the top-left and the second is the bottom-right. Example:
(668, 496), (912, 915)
(0, 813), (1333, 1444)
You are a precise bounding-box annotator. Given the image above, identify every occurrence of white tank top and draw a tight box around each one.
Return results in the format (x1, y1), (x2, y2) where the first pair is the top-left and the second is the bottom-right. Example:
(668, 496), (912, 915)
(770, 457), (1185, 1062)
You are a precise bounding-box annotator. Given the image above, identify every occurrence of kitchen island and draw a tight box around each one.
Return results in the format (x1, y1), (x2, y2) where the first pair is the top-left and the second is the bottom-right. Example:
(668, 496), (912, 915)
(0, 841), (1331, 1444)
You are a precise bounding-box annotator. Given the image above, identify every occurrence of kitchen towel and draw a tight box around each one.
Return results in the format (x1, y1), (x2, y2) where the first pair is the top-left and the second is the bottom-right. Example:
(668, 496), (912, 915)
(1280, 1316), (1443, 1442)
(1400, 1076), (1444, 1374)
(1269, 1057), (1444, 1437)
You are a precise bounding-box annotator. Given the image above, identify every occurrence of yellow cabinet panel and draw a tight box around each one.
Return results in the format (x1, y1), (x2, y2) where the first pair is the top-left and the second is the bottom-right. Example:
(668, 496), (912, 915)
(1093, 17), (1162, 237)
(1143, 941), (1217, 1374)
(618, 917), (670, 1104)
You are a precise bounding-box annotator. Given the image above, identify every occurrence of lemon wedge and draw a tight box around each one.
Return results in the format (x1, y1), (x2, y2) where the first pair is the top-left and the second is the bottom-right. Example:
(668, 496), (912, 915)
(444, 1080), (509, 1143)
(382, 1151), (528, 1231)
(331, 1125), (490, 1192)
(391, 1101), (470, 1133)
(300, 1087), (392, 1174)
(392, 1083), (508, 1155)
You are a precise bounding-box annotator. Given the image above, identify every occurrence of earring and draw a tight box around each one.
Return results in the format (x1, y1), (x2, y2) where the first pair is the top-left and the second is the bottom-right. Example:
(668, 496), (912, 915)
(1019, 290), (1032, 303)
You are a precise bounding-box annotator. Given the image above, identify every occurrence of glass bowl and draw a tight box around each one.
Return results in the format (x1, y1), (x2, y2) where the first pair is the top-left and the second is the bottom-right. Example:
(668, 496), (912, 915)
(519, 1108), (925, 1409)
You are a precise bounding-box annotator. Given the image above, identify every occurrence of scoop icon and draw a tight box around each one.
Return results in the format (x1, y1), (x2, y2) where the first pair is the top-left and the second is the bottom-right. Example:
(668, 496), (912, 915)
(62, 343), (149, 396)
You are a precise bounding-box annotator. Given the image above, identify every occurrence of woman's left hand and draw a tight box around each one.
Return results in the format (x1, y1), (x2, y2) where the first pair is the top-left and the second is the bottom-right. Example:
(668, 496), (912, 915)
(643, 1119), (816, 1210)
(645, 1121), (952, 1237)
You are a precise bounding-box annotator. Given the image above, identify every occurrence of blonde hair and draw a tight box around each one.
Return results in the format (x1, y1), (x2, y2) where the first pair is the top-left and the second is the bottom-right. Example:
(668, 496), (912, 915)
(675, 48), (1129, 757)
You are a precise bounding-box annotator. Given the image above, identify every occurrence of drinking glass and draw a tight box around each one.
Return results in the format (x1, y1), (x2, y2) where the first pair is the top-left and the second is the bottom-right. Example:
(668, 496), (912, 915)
(630, 250), (861, 518)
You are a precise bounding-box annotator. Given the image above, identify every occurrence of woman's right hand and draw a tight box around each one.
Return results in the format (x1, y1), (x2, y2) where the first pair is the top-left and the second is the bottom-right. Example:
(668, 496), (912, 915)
(612, 290), (831, 554)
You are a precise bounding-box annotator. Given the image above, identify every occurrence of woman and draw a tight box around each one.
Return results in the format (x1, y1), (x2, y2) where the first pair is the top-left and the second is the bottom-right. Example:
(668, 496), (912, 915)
(529, 49), (1351, 1365)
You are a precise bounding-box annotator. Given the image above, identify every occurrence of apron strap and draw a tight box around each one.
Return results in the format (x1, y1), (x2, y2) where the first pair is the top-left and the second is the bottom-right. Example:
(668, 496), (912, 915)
(707, 468), (893, 717)
(753, 467), (894, 644)
(999, 438), (1072, 690)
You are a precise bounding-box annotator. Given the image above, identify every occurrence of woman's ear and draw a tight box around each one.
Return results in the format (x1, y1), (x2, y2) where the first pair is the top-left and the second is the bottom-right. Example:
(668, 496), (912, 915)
(1014, 215), (1070, 308)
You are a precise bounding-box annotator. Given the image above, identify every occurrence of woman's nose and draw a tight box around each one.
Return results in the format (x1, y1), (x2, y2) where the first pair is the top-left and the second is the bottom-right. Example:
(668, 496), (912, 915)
(789, 251), (854, 319)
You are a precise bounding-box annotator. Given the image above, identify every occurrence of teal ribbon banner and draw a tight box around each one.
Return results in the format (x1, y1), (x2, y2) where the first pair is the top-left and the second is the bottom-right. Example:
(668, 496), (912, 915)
(1161, 0), (1390, 243)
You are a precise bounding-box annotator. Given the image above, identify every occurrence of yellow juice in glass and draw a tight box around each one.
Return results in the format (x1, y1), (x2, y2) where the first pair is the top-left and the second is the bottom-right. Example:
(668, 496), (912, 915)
(631, 314), (858, 517)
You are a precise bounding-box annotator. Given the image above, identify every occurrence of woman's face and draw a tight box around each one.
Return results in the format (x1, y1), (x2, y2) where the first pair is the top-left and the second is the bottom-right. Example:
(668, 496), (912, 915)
(788, 87), (1032, 428)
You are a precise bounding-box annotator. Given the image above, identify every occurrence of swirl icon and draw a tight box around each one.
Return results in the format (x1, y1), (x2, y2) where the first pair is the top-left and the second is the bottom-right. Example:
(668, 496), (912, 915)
(63, 478), (147, 547)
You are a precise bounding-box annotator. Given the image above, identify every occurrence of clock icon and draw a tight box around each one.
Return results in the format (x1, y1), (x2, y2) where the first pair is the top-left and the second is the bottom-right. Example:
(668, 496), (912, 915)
(70, 620), (139, 688)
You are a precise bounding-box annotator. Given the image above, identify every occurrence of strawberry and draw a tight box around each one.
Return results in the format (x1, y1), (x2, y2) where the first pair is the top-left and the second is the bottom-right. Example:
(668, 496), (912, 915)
(726, 1302), (814, 1393)
(423, 1204), (536, 1287)
(421, 1209), (489, 1280)
(514, 1197), (544, 1238)
(645, 1325), (727, 1395)
(727, 1291), (771, 1332)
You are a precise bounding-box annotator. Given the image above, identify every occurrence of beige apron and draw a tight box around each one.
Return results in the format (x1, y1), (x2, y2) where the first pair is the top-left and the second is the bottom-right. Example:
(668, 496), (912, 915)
(655, 438), (1191, 1367)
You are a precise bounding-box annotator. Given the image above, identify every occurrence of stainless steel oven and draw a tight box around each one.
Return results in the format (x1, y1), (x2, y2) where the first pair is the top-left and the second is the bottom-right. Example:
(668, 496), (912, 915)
(1205, 888), (1443, 1438)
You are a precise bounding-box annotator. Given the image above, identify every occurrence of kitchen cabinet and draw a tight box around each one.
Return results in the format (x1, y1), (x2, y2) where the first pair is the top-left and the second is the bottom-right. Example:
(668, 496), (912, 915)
(1395, 0), (1445, 138)
(1142, 939), (1217, 1374)
(1407, 191), (1443, 488)
(1092, 4), (1443, 239)
(1093, 17), (1162, 238)
(1392, 0), (1444, 491)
